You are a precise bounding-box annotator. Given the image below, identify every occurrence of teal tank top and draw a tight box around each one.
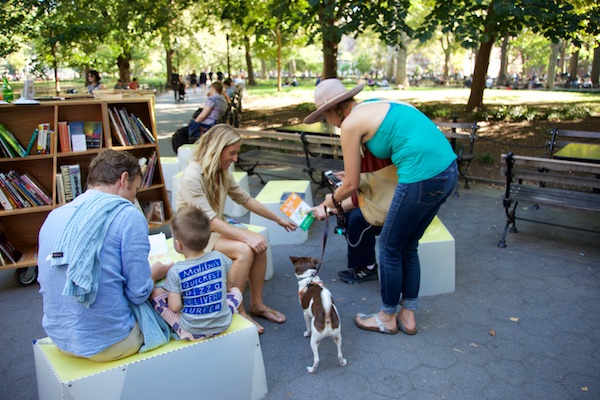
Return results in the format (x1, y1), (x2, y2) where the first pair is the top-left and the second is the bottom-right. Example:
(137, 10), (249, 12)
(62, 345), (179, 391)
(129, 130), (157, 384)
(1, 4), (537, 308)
(364, 101), (457, 184)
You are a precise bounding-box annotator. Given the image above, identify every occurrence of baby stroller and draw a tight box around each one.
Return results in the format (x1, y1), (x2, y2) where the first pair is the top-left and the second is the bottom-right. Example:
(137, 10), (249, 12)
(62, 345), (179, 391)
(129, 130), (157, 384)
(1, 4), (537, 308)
(171, 73), (186, 102)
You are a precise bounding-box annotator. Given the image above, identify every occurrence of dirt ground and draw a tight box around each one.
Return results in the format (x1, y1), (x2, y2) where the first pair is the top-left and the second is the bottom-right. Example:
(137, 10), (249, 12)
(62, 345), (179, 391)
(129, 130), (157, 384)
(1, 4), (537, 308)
(239, 93), (600, 183)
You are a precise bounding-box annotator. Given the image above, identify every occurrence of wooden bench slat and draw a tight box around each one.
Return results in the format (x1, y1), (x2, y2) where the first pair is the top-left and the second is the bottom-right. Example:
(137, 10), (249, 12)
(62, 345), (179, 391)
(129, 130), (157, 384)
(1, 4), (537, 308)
(502, 154), (600, 174)
(511, 185), (600, 212)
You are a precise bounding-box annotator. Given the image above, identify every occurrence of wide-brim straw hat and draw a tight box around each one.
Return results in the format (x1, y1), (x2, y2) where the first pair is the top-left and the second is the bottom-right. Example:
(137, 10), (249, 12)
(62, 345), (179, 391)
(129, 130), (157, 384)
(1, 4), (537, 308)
(303, 79), (364, 124)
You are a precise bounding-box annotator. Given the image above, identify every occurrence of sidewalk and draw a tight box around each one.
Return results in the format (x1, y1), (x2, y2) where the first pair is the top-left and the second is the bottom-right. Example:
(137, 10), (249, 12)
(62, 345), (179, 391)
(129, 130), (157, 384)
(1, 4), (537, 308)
(1, 91), (599, 399)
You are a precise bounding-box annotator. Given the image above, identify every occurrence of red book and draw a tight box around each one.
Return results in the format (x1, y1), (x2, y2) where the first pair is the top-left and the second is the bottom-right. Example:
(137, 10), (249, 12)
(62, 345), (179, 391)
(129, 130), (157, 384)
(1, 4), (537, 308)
(58, 121), (71, 152)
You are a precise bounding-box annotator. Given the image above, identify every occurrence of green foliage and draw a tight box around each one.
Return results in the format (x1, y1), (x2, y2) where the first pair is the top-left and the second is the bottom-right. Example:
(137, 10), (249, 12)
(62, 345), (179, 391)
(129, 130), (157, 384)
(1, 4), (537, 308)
(473, 104), (591, 122)
(476, 152), (495, 164)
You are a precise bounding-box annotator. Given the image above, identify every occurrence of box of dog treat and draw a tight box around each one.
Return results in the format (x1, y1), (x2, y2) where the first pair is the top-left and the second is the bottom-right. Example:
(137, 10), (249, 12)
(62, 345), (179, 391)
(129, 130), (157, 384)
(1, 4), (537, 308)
(280, 192), (314, 231)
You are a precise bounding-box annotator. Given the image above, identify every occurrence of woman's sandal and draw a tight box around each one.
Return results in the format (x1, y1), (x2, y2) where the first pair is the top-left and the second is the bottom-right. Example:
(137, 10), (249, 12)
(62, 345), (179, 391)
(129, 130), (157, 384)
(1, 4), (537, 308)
(397, 316), (417, 335)
(354, 313), (398, 334)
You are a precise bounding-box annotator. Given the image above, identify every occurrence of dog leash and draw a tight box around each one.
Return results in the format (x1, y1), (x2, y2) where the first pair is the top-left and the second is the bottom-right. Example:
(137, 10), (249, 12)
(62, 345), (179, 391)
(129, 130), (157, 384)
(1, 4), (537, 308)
(312, 206), (331, 278)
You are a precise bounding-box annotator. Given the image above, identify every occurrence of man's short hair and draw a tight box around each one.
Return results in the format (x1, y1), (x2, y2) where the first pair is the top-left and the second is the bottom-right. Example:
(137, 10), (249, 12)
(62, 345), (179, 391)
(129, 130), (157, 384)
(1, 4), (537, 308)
(170, 207), (211, 252)
(86, 149), (142, 187)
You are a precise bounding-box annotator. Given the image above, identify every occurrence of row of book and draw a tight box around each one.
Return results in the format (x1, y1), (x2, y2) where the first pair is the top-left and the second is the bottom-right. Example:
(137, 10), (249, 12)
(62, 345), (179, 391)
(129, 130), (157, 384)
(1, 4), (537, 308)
(108, 107), (156, 146)
(0, 123), (52, 158)
(0, 170), (52, 210)
(140, 151), (157, 188)
(56, 164), (83, 204)
(58, 121), (102, 152)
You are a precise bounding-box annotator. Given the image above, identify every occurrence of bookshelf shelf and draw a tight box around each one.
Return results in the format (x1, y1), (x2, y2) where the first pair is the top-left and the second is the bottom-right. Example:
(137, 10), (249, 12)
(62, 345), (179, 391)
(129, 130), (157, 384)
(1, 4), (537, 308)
(0, 97), (171, 280)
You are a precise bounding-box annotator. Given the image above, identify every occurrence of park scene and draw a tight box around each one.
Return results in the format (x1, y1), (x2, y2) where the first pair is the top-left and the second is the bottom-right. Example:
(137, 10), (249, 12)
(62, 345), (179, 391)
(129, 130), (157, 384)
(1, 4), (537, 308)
(1, 1), (600, 399)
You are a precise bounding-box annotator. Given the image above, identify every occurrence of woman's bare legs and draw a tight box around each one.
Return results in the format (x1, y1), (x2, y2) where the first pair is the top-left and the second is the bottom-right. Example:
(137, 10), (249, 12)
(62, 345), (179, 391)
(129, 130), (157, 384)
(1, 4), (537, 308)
(215, 237), (285, 333)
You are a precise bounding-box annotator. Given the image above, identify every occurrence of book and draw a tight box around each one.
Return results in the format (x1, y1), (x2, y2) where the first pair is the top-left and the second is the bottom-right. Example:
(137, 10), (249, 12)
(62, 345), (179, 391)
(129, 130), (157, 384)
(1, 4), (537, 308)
(143, 200), (165, 224)
(141, 151), (157, 187)
(280, 192), (314, 231)
(0, 183), (13, 210)
(0, 172), (28, 208)
(0, 123), (26, 157)
(148, 232), (172, 266)
(68, 164), (83, 199)
(19, 172), (52, 205)
(37, 123), (49, 154)
(69, 121), (87, 151)
(128, 113), (145, 144)
(108, 108), (128, 146)
(58, 121), (71, 152)
(83, 121), (102, 149)
(0, 231), (23, 264)
(6, 171), (42, 206)
(60, 165), (73, 202)
(24, 128), (39, 156)
(135, 116), (156, 143)
(55, 173), (65, 204)
(0, 133), (16, 157)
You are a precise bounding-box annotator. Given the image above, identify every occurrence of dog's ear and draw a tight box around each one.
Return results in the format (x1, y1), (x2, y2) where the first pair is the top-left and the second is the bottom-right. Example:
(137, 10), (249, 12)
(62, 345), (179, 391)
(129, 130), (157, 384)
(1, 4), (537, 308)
(311, 257), (320, 265)
(290, 256), (299, 264)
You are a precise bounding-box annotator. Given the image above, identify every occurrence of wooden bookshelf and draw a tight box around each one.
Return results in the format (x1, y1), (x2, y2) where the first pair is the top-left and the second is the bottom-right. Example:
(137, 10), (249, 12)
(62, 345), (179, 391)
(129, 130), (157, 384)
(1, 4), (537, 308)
(0, 96), (171, 283)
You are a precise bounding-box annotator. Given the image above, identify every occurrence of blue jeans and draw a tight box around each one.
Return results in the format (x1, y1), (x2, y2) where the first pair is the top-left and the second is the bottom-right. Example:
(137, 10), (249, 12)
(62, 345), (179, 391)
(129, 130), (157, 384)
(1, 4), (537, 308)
(188, 119), (213, 139)
(378, 160), (458, 314)
(346, 208), (382, 269)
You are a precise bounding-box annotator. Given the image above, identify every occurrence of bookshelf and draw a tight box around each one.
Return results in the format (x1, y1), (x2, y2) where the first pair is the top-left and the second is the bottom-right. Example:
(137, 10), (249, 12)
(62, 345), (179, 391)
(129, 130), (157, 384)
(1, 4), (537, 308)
(0, 96), (171, 284)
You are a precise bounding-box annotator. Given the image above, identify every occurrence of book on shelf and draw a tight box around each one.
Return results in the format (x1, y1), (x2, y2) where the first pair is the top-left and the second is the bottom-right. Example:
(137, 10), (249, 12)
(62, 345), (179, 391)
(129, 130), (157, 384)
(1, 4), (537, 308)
(36, 123), (50, 154)
(59, 165), (74, 203)
(83, 121), (102, 149)
(142, 200), (165, 224)
(6, 171), (43, 206)
(135, 116), (156, 143)
(68, 121), (87, 152)
(18, 172), (52, 205)
(140, 151), (157, 187)
(0, 172), (28, 208)
(148, 232), (172, 265)
(0, 133), (16, 158)
(0, 183), (13, 210)
(108, 106), (154, 146)
(0, 231), (23, 264)
(24, 128), (39, 156)
(0, 123), (27, 157)
(55, 173), (65, 204)
(58, 121), (71, 152)
(108, 108), (128, 146)
(68, 164), (83, 199)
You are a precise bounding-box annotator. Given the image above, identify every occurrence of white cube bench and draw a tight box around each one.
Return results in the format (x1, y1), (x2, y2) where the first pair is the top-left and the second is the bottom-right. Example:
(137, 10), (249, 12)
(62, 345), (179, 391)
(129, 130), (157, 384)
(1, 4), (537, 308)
(249, 180), (313, 245)
(224, 171), (250, 217)
(376, 216), (455, 296)
(159, 157), (180, 207)
(177, 144), (196, 171)
(33, 315), (267, 400)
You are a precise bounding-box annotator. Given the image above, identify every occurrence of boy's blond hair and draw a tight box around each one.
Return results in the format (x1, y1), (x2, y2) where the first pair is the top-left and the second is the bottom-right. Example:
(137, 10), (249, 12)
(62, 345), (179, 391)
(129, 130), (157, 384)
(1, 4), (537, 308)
(170, 207), (211, 252)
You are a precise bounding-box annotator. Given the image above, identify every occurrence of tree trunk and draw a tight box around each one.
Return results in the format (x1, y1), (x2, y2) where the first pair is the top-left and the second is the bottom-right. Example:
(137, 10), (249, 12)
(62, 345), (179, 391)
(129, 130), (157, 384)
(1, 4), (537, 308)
(396, 43), (408, 88)
(166, 48), (174, 87)
(117, 52), (131, 83)
(386, 46), (394, 80)
(244, 36), (256, 86)
(260, 59), (267, 80)
(441, 34), (451, 83)
(51, 43), (60, 95)
(569, 50), (579, 86)
(498, 35), (509, 86)
(591, 45), (600, 89)
(467, 37), (495, 111)
(276, 25), (282, 91)
(547, 41), (560, 90)
(320, 7), (338, 79)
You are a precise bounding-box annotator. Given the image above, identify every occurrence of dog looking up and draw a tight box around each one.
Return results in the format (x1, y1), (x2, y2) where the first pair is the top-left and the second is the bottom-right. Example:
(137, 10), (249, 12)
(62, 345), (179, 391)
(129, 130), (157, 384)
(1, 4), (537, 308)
(291, 256), (347, 373)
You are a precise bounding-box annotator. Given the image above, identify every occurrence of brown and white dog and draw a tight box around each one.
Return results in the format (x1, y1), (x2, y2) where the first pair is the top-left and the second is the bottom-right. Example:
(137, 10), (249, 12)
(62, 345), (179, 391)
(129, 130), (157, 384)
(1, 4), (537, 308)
(290, 256), (347, 373)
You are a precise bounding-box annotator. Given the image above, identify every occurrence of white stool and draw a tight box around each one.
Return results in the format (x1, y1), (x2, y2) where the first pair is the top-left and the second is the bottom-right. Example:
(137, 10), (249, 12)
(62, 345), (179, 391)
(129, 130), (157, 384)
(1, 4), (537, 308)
(224, 171), (249, 217)
(171, 171), (182, 212)
(159, 157), (180, 193)
(375, 216), (455, 296)
(33, 315), (268, 400)
(250, 180), (312, 245)
(177, 144), (196, 170)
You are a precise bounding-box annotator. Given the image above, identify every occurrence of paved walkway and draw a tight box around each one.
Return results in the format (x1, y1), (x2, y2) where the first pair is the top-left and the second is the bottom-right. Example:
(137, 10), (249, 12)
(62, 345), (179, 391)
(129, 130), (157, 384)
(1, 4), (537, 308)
(1, 91), (600, 399)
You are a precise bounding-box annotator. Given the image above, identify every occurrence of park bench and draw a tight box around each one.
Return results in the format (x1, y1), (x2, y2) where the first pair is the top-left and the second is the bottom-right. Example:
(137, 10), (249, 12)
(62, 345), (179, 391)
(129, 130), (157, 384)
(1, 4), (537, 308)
(497, 152), (600, 248)
(236, 128), (344, 188)
(435, 120), (479, 189)
(545, 128), (600, 158)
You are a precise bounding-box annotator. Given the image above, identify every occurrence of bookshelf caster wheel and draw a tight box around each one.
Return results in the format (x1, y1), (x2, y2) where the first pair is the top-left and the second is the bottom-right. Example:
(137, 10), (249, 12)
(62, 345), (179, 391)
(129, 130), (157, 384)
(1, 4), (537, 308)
(15, 266), (38, 286)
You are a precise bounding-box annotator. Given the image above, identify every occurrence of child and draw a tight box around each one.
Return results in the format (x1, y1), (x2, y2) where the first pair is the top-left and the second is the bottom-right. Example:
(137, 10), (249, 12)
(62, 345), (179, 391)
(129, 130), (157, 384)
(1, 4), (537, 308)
(151, 207), (242, 340)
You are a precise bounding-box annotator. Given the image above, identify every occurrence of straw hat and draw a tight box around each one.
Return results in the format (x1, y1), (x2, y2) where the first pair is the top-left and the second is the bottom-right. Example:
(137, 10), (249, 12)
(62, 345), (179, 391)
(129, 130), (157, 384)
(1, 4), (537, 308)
(303, 79), (364, 124)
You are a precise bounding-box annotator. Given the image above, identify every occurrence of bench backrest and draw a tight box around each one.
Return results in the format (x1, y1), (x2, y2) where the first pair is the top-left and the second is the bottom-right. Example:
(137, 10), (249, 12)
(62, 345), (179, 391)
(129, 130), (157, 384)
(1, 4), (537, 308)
(237, 128), (342, 158)
(501, 153), (600, 192)
(435, 122), (478, 156)
(546, 128), (600, 157)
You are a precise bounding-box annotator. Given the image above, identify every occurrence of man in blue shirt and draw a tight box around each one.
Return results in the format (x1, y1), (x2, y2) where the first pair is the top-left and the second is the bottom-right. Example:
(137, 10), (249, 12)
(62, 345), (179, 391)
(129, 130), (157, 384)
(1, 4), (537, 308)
(38, 150), (172, 362)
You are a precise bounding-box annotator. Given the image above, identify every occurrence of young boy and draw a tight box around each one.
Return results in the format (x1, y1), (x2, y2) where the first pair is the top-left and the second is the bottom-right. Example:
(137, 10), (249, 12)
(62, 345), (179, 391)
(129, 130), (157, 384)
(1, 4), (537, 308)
(152, 207), (242, 340)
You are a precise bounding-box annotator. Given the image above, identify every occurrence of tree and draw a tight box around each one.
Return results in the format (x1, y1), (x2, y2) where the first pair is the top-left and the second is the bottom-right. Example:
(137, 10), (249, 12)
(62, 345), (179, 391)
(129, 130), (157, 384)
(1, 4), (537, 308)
(418, 0), (583, 111)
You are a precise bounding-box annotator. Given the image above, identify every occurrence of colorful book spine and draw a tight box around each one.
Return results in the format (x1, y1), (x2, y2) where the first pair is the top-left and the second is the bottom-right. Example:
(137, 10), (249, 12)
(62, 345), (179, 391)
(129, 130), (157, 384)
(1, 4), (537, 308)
(83, 121), (102, 149)
(58, 121), (71, 152)
(0, 123), (26, 157)
(60, 165), (73, 202)
(18, 173), (52, 205)
(0, 173), (27, 208)
(37, 123), (49, 154)
(135, 116), (156, 143)
(24, 128), (39, 156)
(68, 164), (83, 199)
(108, 108), (128, 146)
(0, 183), (13, 210)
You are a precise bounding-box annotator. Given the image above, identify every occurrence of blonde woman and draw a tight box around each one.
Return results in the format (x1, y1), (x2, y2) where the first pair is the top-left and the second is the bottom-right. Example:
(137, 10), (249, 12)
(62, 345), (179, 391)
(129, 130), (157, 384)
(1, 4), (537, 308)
(176, 124), (297, 334)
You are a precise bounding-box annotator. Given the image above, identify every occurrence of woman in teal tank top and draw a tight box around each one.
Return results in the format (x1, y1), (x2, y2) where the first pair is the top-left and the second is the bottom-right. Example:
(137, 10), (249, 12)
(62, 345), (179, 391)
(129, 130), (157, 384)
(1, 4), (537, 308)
(305, 79), (458, 335)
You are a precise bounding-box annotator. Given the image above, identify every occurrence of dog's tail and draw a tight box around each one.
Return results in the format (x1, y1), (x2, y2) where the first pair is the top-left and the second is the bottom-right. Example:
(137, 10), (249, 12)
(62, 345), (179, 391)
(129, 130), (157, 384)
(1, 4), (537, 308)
(321, 288), (335, 326)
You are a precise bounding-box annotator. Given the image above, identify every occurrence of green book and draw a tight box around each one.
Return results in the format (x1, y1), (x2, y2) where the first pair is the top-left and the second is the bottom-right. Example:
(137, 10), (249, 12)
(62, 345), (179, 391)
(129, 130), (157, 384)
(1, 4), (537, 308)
(23, 129), (38, 157)
(0, 124), (26, 157)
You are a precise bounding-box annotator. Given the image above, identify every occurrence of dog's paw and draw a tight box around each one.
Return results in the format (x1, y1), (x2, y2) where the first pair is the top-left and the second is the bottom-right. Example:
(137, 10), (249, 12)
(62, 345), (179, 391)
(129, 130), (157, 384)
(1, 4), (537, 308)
(307, 366), (317, 374)
(303, 331), (310, 338)
(339, 358), (347, 367)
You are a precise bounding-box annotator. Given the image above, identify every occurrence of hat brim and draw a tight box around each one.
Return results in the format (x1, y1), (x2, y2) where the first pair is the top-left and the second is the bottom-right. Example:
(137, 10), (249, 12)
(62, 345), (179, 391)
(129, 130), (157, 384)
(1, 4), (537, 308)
(303, 83), (364, 124)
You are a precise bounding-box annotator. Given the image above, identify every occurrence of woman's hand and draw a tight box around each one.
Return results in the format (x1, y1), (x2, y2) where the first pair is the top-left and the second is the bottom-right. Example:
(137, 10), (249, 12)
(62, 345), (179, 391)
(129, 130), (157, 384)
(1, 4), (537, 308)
(241, 230), (269, 253)
(277, 217), (298, 232)
(150, 261), (174, 282)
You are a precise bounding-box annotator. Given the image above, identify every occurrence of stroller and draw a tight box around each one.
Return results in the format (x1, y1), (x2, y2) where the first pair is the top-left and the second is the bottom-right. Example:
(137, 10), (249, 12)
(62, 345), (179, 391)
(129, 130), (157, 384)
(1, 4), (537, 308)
(171, 73), (186, 102)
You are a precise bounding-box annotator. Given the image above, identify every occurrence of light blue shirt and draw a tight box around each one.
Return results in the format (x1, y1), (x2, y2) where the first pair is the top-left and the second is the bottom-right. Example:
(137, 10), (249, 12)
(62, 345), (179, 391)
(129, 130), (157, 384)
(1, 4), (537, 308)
(37, 190), (154, 357)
